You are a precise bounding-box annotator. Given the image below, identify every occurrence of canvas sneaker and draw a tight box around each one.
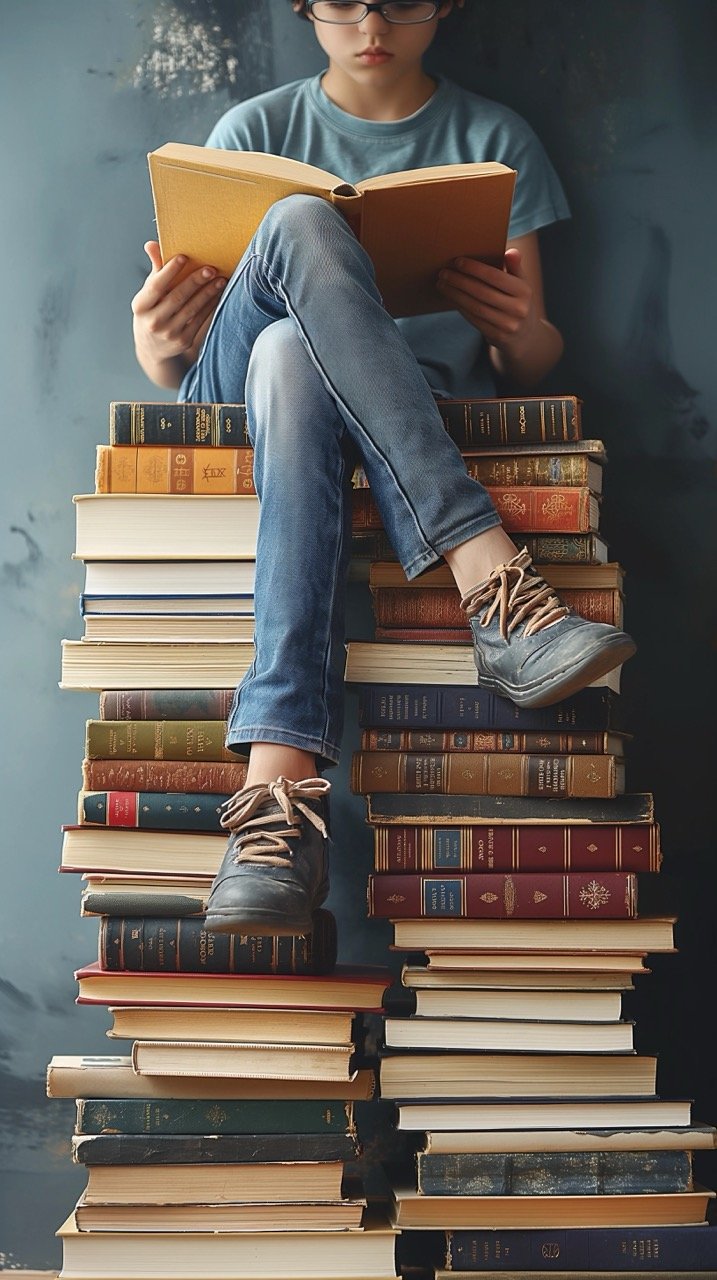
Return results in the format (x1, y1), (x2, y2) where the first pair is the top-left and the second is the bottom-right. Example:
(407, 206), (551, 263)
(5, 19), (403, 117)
(205, 776), (331, 935)
(461, 548), (636, 709)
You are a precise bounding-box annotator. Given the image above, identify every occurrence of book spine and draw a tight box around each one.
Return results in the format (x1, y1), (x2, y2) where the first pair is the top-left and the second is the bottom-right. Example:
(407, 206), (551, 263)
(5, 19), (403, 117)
(367, 871), (637, 919)
(79, 791), (227, 832)
(367, 791), (654, 824)
(98, 911), (337, 975)
(109, 402), (250, 446)
(72, 1131), (359, 1164)
(361, 730), (617, 755)
(95, 445), (256, 494)
(436, 396), (581, 448)
(75, 1096), (354, 1136)
(352, 752), (621, 798)
(374, 627), (472, 643)
(352, 531), (605, 565)
(82, 892), (208, 918)
(371, 586), (621, 628)
(444, 1223), (717, 1269)
(463, 454), (593, 487)
(372, 823), (661, 873)
(356, 686), (620, 732)
(81, 758), (246, 794)
(418, 1150), (690, 1196)
(100, 690), (235, 720)
(85, 720), (235, 763)
(352, 487), (596, 533)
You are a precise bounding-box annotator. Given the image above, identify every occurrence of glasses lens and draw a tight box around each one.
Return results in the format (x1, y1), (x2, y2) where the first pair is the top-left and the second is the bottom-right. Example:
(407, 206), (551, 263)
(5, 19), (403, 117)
(384, 2), (438, 21)
(310, 3), (369, 21)
(310, 2), (438, 22)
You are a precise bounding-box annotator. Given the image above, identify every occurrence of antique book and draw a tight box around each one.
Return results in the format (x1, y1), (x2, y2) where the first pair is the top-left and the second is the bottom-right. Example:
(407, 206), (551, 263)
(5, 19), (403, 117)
(73, 963), (392, 1011)
(366, 791), (654, 825)
(379, 1053), (658, 1101)
(72, 1131), (360, 1165)
(73, 493), (259, 558)
(419, 951), (651, 974)
(421, 1124), (716, 1156)
(441, 1222), (717, 1270)
(57, 1211), (398, 1278)
(61, 824), (228, 875)
(372, 821), (661, 873)
(79, 790), (228, 833)
(97, 913), (338, 975)
(367, 870), (638, 919)
(400, 965), (640, 991)
(356, 683), (623, 732)
(130, 1038), (357, 1081)
(109, 400), (250, 446)
(76, 1157), (345, 1203)
(345, 643), (621, 692)
(81, 757), (246, 793)
(105, 1004), (356, 1044)
(383, 1016), (635, 1053)
(368, 560), (624, 590)
(352, 530), (609, 564)
(47, 1054), (377, 1101)
(84, 719), (236, 762)
(71, 1195), (367, 1232)
(394, 1097), (695, 1133)
(389, 1183), (713, 1228)
(80, 874), (213, 918)
(352, 486), (601, 533)
(149, 141), (515, 317)
(74, 1094), (357, 1136)
(354, 440), (606, 491)
(95, 444), (255, 493)
(361, 730), (627, 755)
(370, 587), (623, 630)
(352, 751), (625, 798)
(390, 914), (675, 953)
(60, 639), (254, 690)
(99, 688), (235, 719)
(413, 1148), (692, 1196)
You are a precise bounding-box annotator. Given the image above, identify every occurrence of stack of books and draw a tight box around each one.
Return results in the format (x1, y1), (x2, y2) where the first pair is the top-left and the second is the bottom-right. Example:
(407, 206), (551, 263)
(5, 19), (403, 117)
(344, 393), (717, 1262)
(51, 398), (399, 1280)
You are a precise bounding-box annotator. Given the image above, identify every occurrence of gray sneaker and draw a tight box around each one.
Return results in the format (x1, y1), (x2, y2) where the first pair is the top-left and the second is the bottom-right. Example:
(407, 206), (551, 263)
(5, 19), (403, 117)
(461, 549), (636, 709)
(205, 776), (331, 936)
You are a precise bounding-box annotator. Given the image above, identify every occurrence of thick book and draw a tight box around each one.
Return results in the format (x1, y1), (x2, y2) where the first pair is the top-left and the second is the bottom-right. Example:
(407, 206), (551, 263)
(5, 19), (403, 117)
(361, 730), (627, 755)
(352, 751), (625, 798)
(74, 1157), (346, 1203)
(84, 719), (235, 762)
(60, 824), (228, 875)
(384, 1016), (635, 1054)
(345, 643), (621, 693)
(367, 871), (638, 919)
(96, 444), (256, 493)
(356, 684), (623, 731)
(130, 1038), (357, 1081)
(371, 587), (623, 630)
(106, 1003), (357, 1045)
(395, 1098), (695, 1133)
(82, 559), (255, 605)
(367, 792), (654, 825)
(79, 790), (228, 832)
(397, 985), (627, 1021)
(47, 1054), (377, 1101)
(149, 141), (515, 318)
(82, 613), (256, 642)
(61, 639), (255, 691)
(414, 1149), (692, 1196)
(379, 1053), (657, 1101)
(372, 822), (661, 873)
(80, 874), (212, 918)
(422, 1124), (717, 1156)
(73, 492), (259, 559)
(442, 1223), (717, 1270)
(72, 1130), (360, 1165)
(352, 486), (601, 534)
(97, 913), (337, 974)
(57, 1211), (399, 1278)
(389, 1184), (713, 1229)
(71, 1193), (367, 1233)
(354, 441), (606, 492)
(73, 963), (392, 1011)
(109, 400), (251, 446)
(81, 757), (246, 793)
(352, 530), (609, 565)
(100, 688), (235, 720)
(369, 560), (624, 591)
(390, 914), (676, 954)
(74, 1094), (356, 1136)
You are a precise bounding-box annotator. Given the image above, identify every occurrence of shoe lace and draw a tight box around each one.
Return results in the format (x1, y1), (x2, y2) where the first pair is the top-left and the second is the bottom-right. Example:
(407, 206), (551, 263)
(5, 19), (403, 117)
(220, 776), (330, 867)
(460, 548), (569, 640)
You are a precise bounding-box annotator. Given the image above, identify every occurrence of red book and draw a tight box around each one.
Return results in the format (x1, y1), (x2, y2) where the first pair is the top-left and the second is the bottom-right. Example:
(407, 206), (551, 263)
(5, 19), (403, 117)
(372, 822), (661, 874)
(371, 586), (623, 629)
(367, 872), (637, 919)
(352, 486), (599, 533)
(361, 729), (627, 756)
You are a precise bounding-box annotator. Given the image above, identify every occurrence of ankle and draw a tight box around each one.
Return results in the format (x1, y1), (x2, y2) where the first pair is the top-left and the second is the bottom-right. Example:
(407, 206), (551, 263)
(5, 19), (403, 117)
(244, 743), (319, 789)
(444, 525), (519, 596)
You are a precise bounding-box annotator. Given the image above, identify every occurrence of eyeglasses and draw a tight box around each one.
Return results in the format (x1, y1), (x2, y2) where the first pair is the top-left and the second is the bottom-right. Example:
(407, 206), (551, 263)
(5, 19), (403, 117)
(307, 2), (442, 25)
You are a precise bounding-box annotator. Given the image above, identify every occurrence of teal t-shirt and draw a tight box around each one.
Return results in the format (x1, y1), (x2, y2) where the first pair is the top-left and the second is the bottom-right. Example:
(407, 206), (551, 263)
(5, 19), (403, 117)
(206, 75), (570, 397)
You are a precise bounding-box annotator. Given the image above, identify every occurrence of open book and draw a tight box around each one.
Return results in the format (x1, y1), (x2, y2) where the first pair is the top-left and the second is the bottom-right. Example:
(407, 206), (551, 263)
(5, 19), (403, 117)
(148, 142), (516, 318)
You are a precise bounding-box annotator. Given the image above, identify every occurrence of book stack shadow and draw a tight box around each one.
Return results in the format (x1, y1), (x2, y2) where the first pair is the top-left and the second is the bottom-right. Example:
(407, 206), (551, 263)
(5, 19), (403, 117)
(344, 394), (717, 1274)
(50, 399), (398, 1280)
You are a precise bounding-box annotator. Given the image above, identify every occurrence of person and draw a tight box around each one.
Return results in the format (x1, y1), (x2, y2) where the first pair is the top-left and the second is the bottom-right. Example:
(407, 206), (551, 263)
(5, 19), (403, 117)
(131, 0), (635, 937)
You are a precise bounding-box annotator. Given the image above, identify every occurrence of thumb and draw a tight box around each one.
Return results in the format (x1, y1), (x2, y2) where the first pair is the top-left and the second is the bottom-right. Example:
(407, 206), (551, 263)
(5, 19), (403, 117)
(144, 240), (164, 273)
(503, 247), (524, 277)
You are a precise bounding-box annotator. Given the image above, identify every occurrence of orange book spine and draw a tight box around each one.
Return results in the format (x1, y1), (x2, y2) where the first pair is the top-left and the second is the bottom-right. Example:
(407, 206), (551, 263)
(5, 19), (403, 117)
(352, 487), (596, 533)
(361, 730), (620, 755)
(95, 445), (255, 494)
(351, 751), (622, 798)
(81, 758), (247, 794)
(371, 586), (622, 628)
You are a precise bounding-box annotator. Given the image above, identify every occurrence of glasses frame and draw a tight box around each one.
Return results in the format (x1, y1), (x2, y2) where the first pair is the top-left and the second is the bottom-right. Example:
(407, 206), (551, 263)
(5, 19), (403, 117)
(306, 2), (442, 25)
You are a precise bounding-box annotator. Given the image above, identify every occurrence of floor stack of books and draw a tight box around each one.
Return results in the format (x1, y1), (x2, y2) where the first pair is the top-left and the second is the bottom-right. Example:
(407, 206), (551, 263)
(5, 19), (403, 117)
(50, 399), (398, 1280)
(346, 393), (717, 1275)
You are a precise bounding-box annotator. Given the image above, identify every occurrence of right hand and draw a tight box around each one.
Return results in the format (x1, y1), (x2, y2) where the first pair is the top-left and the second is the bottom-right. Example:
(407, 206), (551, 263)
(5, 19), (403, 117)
(131, 241), (227, 368)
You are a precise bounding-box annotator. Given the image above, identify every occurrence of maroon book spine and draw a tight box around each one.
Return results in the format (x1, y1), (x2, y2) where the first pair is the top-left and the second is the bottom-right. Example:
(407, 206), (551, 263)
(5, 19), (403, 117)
(367, 872), (637, 919)
(372, 824), (661, 873)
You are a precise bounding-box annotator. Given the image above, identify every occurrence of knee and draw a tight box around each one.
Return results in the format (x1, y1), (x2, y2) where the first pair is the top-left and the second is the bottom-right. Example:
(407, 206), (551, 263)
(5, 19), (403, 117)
(246, 320), (320, 449)
(259, 192), (346, 246)
(247, 318), (310, 391)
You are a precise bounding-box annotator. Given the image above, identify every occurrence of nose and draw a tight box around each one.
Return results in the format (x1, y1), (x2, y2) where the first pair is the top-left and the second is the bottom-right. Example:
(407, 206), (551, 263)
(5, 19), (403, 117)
(358, 9), (391, 34)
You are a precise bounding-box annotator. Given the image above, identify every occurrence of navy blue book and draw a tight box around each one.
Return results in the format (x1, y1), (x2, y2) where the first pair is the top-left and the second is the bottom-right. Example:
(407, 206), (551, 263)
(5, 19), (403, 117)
(444, 1224), (717, 1269)
(417, 1149), (691, 1196)
(357, 685), (623, 732)
(72, 1131), (360, 1165)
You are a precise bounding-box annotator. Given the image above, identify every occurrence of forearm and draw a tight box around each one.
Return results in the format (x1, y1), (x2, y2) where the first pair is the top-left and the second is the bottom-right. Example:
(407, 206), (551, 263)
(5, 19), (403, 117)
(135, 344), (191, 391)
(489, 316), (564, 389)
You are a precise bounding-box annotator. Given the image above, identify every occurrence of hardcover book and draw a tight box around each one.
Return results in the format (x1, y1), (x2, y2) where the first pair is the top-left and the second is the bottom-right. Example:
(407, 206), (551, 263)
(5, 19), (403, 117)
(352, 486), (601, 534)
(74, 1094), (358, 1136)
(352, 751), (625, 798)
(390, 915), (676, 954)
(367, 870), (638, 919)
(109, 400), (250, 446)
(442, 1223), (717, 1270)
(372, 821), (661, 873)
(79, 790), (228, 833)
(61, 639), (255, 691)
(106, 1004), (357, 1045)
(95, 444), (255, 494)
(394, 1098), (695, 1133)
(130, 1038), (358, 1081)
(99, 688), (235, 720)
(80, 758), (246, 793)
(355, 684), (623, 730)
(345, 643), (621, 692)
(84, 719), (235, 762)
(73, 492), (259, 559)
(149, 141), (516, 317)
(367, 792), (654, 825)
(72, 1130), (360, 1165)
(413, 1148), (692, 1196)
(383, 1016), (635, 1053)
(421, 1124), (716, 1155)
(379, 1053), (658, 1101)
(97, 912), (338, 974)
(389, 1184), (713, 1228)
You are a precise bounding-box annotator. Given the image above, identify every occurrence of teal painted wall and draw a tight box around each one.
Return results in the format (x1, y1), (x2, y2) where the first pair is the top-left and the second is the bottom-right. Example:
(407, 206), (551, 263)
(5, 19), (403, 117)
(1, 1), (714, 1265)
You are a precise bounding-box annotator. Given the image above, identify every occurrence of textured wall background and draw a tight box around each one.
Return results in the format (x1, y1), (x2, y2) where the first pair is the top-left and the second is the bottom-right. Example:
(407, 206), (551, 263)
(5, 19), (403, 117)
(1, 0), (715, 1266)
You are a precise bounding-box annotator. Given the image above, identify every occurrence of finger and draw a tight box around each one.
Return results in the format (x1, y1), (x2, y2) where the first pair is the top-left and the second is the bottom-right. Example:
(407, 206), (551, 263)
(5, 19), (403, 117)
(439, 272), (530, 319)
(503, 247), (525, 278)
(163, 277), (226, 339)
(439, 282), (527, 337)
(134, 262), (217, 319)
(442, 258), (526, 298)
(144, 241), (164, 273)
(178, 290), (225, 346)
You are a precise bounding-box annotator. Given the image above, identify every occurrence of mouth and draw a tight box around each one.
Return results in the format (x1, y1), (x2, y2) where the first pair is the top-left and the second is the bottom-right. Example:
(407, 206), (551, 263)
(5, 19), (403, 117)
(356, 46), (393, 62)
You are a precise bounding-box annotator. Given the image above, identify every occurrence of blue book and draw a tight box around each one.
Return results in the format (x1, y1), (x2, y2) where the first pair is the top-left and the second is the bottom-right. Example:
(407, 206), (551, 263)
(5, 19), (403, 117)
(357, 684), (622, 731)
(444, 1223), (717, 1270)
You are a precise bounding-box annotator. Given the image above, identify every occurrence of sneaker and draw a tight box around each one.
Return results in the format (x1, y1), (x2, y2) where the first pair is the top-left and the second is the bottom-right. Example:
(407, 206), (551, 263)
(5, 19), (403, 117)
(204, 776), (331, 936)
(461, 549), (636, 709)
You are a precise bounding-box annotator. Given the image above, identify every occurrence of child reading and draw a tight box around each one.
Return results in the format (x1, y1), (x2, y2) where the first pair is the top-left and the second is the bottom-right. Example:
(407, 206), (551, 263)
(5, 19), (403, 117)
(131, 1), (635, 935)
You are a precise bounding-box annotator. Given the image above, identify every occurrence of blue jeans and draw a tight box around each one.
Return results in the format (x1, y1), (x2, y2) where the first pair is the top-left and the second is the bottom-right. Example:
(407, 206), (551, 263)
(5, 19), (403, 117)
(180, 195), (501, 766)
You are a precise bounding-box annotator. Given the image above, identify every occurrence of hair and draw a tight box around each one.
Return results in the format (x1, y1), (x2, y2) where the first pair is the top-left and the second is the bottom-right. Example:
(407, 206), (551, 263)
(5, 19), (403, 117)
(288, 2), (463, 20)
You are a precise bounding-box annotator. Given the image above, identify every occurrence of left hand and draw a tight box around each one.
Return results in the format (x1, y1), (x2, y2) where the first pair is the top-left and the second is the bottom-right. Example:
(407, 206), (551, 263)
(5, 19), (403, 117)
(436, 247), (541, 358)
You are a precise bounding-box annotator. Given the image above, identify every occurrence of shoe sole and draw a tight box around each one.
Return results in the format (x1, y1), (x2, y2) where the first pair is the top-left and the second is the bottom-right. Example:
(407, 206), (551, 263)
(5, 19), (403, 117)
(476, 635), (637, 710)
(204, 881), (330, 937)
